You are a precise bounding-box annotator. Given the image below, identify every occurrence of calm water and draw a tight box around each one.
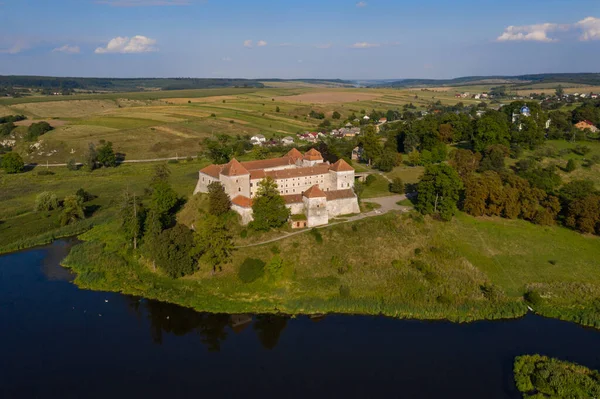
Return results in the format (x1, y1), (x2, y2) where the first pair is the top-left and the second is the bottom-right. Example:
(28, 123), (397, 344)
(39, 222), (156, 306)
(1, 240), (600, 399)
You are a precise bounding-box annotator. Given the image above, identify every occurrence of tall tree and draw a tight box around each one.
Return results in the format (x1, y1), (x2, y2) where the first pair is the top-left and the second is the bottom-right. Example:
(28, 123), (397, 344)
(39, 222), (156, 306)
(449, 149), (482, 181)
(193, 215), (235, 271)
(472, 111), (510, 152)
(97, 141), (117, 167)
(208, 181), (231, 216)
(250, 177), (290, 231)
(84, 143), (97, 172)
(416, 164), (463, 221)
(60, 195), (85, 226)
(1, 152), (24, 174)
(120, 190), (144, 249)
(150, 181), (178, 228)
(150, 224), (197, 278)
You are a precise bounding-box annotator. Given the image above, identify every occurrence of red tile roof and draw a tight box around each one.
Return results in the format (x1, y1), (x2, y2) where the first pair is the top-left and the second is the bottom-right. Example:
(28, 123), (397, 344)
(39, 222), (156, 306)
(199, 164), (223, 179)
(231, 195), (253, 208)
(249, 170), (266, 180)
(303, 148), (323, 161)
(303, 185), (326, 198)
(240, 156), (296, 171)
(329, 159), (354, 172)
(221, 159), (249, 177)
(265, 164), (330, 179)
(286, 148), (303, 162)
(325, 189), (356, 201)
(282, 194), (303, 204)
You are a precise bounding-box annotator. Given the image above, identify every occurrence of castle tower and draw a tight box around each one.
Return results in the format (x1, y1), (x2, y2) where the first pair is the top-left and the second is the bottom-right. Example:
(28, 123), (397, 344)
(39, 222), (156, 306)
(302, 148), (324, 167)
(219, 158), (251, 199)
(302, 185), (328, 227)
(328, 159), (355, 190)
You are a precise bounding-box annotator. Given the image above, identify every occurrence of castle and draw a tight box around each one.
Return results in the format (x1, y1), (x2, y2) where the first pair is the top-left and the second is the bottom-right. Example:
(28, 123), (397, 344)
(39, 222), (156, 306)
(194, 148), (360, 227)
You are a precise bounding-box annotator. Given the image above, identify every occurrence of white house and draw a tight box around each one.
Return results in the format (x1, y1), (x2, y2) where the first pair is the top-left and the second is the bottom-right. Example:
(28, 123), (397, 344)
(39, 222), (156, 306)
(250, 134), (266, 146)
(281, 136), (295, 146)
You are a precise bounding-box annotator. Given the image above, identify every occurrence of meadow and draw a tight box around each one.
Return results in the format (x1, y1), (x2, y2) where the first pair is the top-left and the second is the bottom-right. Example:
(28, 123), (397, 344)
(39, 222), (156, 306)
(0, 85), (484, 164)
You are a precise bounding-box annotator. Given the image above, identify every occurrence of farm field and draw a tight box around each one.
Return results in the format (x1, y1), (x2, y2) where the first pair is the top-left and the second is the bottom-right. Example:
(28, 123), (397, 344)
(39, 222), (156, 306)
(0, 86), (488, 163)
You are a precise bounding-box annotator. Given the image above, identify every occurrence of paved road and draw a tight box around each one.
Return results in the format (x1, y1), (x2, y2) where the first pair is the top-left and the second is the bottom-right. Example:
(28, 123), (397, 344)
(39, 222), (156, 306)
(236, 194), (411, 249)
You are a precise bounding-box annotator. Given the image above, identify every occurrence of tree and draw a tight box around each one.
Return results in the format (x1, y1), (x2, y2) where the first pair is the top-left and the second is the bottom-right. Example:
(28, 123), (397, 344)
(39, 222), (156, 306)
(472, 111), (510, 152)
(1, 152), (24, 174)
(479, 145), (509, 173)
(416, 164), (463, 221)
(555, 85), (564, 97)
(25, 122), (53, 141)
(0, 122), (16, 137)
(463, 171), (504, 217)
(332, 111), (341, 120)
(34, 191), (59, 212)
(84, 143), (97, 172)
(275, 106), (280, 113)
(265, 254), (284, 281)
(407, 149), (421, 166)
(150, 224), (197, 278)
(250, 177), (290, 231)
(193, 215), (235, 271)
(375, 150), (397, 172)
(389, 177), (404, 194)
(438, 123), (454, 143)
(97, 141), (117, 167)
(565, 159), (577, 173)
(151, 164), (171, 185)
(60, 195), (85, 226)
(208, 181), (231, 216)
(359, 125), (382, 165)
(449, 149), (482, 181)
(565, 195), (600, 234)
(120, 190), (144, 249)
(66, 158), (78, 171)
(150, 181), (178, 227)
(559, 180), (598, 205)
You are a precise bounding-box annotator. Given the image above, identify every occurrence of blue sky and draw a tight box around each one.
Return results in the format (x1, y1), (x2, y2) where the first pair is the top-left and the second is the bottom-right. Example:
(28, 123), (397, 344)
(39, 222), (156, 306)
(0, 0), (599, 79)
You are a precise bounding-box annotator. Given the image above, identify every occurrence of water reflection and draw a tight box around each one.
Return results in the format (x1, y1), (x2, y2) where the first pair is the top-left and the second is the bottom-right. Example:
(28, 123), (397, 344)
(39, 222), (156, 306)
(139, 298), (292, 351)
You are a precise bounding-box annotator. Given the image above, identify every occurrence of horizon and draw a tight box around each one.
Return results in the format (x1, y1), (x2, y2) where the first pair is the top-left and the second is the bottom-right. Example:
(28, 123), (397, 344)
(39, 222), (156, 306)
(1, 0), (600, 79)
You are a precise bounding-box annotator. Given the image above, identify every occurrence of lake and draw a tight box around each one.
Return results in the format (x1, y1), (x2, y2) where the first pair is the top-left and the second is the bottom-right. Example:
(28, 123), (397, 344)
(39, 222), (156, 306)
(1, 240), (600, 399)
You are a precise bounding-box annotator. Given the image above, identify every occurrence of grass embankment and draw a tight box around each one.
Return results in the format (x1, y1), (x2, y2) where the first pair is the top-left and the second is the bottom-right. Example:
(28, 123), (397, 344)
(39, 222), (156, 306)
(514, 355), (600, 398)
(0, 161), (204, 254)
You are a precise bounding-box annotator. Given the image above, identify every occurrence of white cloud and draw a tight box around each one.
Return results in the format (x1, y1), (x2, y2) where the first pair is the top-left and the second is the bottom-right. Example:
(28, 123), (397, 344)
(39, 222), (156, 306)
(356, 1), (367, 7)
(576, 17), (600, 41)
(257, 40), (267, 47)
(53, 44), (80, 54)
(94, 0), (191, 6)
(496, 23), (562, 42)
(95, 35), (158, 54)
(350, 42), (380, 48)
(222, 56), (232, 62)
(0, 39), (30, 54)
(243, 39), (253, 48)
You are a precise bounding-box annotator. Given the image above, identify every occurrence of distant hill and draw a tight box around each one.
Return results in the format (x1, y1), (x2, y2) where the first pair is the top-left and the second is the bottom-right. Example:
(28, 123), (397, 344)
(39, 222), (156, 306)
(0, 76), (265, 92)
(376, 73), (600, 88)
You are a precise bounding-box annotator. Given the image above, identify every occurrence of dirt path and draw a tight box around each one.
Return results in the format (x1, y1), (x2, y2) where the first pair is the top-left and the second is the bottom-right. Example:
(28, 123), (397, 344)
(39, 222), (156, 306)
(26, 155), (196, 168)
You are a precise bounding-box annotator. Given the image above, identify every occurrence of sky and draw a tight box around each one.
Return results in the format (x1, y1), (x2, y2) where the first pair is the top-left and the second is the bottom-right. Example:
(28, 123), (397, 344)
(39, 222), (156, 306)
(0, 0), (599, 79)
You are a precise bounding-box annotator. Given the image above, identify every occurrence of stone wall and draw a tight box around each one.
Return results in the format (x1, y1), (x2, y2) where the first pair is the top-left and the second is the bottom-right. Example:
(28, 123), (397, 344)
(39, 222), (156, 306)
(304, 196), (328, 227)
(220, 173), (250, 199)
(286, 202), (305, 215)
(232, 205), (253, 225)
(327, 197), (360, 217)
(194, 172), (219, 195)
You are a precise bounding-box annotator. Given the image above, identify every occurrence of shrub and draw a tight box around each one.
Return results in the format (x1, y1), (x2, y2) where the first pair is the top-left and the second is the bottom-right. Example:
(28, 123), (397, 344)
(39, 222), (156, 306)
(167, 159), (179, 164)
(524, 290), (543, 306)
(265, 255), (284, 280)
(565, 159), (577, 172)
(66, 159), (79, 171)
(36, 169), (55, 176)
(389, 177), (405, 193)
(76, 188), (92, 202)
(238, 258), (265, 283)
(1, 152), (24, 174)
(339, 284), (351, 298)
(310, 228), (323, 244)
(573, 145), (591, 156)
(270, 245), (280, 255)
(240, 229), (248, 238)
(34, 191), (59, 212)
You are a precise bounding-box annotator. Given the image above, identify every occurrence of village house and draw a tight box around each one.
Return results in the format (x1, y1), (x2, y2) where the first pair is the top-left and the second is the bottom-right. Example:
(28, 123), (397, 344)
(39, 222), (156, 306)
(250, 134), (266, 146)
(574, 120), (599, 133)
(194, 148), (360, 227)
(281, 136), (295, 146)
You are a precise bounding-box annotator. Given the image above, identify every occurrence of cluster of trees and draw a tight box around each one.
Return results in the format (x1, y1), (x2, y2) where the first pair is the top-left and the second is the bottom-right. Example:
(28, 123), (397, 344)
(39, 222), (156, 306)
(0, 152), (24, 174)
(514, 355), (600, 398)
(75, 141), (118, 172)
(34, 189), (88, 226)
(0, 115), (26, 137)
(203, 135), (253, 164)
(548, 101), (600, 141)
(25, 122), (53, 142)
(416, 146), (600, 235)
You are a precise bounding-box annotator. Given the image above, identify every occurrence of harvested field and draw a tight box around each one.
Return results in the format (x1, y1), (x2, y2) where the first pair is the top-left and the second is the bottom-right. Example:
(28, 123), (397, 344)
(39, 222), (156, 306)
(0, 105), (14, 116)
(274, 91), (382, 104)
(152, 125), (197, 138)
(10, 100), (118, 118)
(163, 95), (239, 104)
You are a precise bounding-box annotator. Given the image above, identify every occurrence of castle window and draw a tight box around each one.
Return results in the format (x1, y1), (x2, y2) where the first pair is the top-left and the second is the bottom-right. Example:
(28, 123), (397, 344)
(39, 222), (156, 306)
(202, 177), (205, 182)
(236, 179), (238, 183)
(250, 183), (253, 187)
(238, 188), (241, 192)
